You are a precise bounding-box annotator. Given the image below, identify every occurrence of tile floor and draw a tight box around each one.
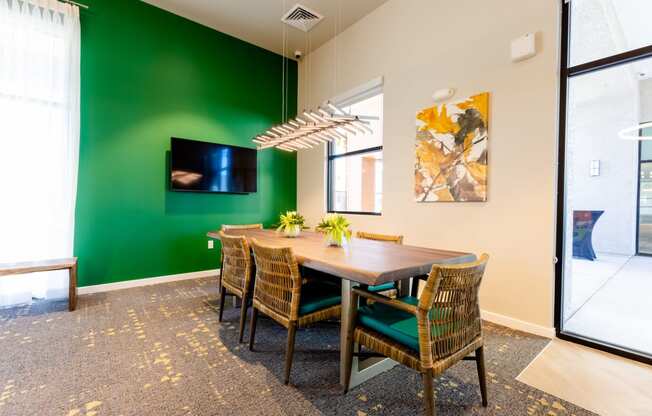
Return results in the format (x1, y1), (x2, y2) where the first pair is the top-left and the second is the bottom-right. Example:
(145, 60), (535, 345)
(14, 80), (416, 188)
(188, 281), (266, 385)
(564, 254), (652, 355)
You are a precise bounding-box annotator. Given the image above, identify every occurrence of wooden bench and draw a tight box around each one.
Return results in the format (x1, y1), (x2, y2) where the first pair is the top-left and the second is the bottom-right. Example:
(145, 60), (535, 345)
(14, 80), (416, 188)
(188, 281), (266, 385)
(0, 258), (78, 311)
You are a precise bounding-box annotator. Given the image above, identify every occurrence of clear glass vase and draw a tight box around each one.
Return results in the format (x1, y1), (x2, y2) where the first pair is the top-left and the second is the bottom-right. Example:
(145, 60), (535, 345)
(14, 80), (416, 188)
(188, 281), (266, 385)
(325, 233), (345, 247)
(283, 225), (301, 238)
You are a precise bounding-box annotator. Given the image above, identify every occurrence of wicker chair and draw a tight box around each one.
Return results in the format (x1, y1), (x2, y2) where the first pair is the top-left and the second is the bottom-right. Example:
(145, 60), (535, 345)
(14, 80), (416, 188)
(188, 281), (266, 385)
(355, 231), (404, 245)
(217, 224), (262, 303)
(355, 231), (404, 295)
(248, 238), (342, 385)
(343, 254), (490, 416)
(221, 224), (263, 231)
(217, 232), (254, 343)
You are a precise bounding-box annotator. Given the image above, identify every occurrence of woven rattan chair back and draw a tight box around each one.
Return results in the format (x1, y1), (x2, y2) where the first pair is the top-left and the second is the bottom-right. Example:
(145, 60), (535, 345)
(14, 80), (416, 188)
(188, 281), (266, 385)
(219, 232), (252, 295)
(356, 231), (404, 245)
(250, 238), (301, 324)
(221, 223), (263, 231)
(418, 254), (489, 363)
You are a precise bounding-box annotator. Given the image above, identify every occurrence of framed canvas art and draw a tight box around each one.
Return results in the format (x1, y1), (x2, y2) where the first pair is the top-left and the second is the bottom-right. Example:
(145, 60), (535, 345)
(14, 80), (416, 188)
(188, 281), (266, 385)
(415, 92), (489, 202)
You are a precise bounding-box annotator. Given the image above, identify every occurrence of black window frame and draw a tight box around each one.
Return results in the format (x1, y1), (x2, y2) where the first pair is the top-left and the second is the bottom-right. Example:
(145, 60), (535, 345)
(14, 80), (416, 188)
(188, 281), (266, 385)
(637, 137), (652, 256)
(326, 94), (383, 216)
(555, 0), (652, 365)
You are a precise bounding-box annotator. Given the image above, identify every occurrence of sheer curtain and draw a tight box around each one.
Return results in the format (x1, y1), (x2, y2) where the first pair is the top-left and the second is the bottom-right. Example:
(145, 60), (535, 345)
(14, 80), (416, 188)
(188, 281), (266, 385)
(0, 0), (80, 307)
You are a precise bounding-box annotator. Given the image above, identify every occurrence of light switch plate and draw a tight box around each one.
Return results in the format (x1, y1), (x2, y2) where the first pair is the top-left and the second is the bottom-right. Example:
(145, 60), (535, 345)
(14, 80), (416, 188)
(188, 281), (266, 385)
(590, 160), (601, 177)
(208, 240), (214, 249)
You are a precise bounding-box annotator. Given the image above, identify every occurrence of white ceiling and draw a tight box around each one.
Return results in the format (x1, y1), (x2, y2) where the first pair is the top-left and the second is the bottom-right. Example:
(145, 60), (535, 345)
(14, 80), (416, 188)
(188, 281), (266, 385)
(141, 0), (389, 58)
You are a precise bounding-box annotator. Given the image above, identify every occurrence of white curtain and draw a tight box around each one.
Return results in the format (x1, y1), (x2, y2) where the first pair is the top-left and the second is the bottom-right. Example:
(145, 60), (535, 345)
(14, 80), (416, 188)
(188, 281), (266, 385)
(0, 0), (80, 307)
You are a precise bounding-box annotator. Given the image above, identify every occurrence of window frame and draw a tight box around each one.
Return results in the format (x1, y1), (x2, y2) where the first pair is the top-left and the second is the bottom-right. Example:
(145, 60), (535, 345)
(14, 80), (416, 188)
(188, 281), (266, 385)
(636, 136), (652, 256)
(326, 88), (383, 216)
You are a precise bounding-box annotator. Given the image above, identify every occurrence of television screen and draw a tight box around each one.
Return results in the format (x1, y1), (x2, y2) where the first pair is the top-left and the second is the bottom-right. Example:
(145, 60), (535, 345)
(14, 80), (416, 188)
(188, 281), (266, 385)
(170, 138), (257, 193)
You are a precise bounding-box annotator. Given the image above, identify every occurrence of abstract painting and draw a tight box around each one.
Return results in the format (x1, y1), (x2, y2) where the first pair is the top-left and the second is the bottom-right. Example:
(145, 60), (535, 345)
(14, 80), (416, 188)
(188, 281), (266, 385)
(414, 92), (489, 202)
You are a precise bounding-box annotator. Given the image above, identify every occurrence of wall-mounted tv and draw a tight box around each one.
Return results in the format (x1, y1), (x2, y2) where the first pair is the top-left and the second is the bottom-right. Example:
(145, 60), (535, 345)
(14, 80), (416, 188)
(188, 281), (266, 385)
(170, 138), (257, 194)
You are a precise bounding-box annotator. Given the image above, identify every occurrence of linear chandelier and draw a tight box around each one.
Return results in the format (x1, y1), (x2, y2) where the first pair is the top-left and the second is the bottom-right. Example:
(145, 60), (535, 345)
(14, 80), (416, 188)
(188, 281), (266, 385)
(252, 101), (372, 151)
(618, 121), (652, 141)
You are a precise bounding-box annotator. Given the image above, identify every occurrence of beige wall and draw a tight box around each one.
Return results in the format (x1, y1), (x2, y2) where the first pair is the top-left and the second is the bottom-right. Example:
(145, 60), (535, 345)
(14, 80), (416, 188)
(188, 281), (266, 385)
(297, 0), (560, 329)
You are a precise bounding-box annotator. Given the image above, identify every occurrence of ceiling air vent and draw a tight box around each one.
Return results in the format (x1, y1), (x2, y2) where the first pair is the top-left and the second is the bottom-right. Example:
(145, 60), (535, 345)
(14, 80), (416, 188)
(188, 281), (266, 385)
(281, 4), (323, 32)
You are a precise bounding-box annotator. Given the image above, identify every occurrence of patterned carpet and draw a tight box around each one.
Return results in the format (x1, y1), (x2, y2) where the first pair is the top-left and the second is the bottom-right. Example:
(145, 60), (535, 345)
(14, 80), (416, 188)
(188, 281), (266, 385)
(0, 277), (595, 416)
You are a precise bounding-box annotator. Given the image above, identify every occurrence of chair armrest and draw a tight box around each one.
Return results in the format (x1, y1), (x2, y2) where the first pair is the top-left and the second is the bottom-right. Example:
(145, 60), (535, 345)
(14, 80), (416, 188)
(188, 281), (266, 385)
(351, 287), (417, 315)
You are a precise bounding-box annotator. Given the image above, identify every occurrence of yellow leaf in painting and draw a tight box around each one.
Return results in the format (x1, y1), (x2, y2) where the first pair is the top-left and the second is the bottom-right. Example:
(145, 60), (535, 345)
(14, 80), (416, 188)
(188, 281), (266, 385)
(416, 141), (446, 178)
(417, 105), (459, 135)
(457, 92), (489, 124)
(465, 161), (487, 185)
(435, 187), (454, 201)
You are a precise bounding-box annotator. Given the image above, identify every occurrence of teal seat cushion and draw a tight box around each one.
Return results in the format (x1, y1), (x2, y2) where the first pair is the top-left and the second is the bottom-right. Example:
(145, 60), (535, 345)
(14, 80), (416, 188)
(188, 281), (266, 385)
(367, 282), (395, 292)
(358, 296), (447, 352)
(299, 282), (342, 316)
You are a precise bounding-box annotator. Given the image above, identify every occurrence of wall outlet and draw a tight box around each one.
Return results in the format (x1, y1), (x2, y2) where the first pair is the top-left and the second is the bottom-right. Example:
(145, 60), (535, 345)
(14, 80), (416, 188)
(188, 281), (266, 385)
(208, 240), (214, 249)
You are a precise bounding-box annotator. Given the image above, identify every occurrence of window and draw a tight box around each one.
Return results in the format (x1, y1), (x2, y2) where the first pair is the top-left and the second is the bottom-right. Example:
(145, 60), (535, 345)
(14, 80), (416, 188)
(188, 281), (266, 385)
(0, 1), (80, 307)
(327, 92), (383, 215)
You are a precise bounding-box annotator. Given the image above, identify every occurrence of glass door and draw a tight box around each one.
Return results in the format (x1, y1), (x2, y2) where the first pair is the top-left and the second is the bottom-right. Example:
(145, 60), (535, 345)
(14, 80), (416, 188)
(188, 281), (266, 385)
(556, 0), (652, 363)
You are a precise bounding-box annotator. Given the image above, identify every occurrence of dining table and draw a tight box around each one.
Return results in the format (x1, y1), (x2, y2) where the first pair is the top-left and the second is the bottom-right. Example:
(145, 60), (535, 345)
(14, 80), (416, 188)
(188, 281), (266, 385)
(207, 228), (475, 389)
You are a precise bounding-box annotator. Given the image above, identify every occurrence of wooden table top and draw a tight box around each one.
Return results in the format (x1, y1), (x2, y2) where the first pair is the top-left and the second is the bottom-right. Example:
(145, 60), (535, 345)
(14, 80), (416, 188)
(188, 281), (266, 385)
(207, 229), (474, 286)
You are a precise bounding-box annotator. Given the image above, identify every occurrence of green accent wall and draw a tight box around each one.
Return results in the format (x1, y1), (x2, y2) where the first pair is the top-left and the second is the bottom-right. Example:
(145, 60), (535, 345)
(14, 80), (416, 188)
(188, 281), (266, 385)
(75, 0), (297, 287)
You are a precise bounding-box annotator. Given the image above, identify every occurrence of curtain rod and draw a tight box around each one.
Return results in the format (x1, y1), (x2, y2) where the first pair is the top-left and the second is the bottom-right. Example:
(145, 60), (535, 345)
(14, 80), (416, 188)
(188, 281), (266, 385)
(60, 0), (89, 9)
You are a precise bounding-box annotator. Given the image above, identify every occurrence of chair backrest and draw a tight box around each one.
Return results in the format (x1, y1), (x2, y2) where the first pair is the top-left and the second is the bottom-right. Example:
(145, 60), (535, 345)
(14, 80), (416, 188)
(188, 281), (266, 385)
(250, 238), (302, 324)
(219, 231), (252, 294)
(356, 231), (404, 245)
(221, 223), (263, 231)
(417, 254), (489, 363)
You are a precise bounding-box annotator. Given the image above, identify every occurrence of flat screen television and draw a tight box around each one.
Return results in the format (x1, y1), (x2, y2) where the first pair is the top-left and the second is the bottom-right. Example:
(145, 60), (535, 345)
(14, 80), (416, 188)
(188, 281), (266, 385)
(170, 138), (257, 193)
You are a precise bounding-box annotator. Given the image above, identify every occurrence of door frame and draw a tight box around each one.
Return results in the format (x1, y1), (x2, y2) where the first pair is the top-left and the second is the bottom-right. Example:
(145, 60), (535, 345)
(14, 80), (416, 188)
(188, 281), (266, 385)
(554, 0), (652, 365)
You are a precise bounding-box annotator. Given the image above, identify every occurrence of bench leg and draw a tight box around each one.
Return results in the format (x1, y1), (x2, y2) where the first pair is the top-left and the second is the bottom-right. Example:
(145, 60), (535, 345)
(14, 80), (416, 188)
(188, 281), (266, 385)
(69, 263), (78, 311)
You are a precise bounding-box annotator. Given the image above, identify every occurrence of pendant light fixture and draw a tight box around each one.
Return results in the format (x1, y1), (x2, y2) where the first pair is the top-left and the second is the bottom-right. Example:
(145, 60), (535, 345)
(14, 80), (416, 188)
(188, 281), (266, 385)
(618, 121), (652, 140)
(253, 103), (372, 151)
(252, 1), (371, 152)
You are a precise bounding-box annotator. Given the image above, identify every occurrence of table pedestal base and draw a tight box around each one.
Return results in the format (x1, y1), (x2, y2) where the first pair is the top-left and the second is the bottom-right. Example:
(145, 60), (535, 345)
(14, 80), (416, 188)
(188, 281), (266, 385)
(339, 278), (410, 389)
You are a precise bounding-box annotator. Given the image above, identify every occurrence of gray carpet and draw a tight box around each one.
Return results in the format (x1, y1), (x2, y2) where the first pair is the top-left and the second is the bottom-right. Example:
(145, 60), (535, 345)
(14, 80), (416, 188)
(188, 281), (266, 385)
(0, 277), (595, 416)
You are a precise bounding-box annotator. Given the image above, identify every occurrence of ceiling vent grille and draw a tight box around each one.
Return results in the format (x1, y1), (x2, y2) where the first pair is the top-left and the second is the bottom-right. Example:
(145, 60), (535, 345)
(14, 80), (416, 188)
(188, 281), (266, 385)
(281, 4), (323, 32)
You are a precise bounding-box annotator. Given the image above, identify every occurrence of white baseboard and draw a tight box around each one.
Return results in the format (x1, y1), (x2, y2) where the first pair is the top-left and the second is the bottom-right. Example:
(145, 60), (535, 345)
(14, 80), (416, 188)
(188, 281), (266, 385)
(78, 269), (219, 295)
(481, 309), (555, 338)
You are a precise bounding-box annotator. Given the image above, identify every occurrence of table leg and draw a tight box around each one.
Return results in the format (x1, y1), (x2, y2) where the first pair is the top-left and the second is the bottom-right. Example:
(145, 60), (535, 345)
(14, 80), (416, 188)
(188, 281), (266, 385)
(68, 263), (77, 312)
(340, 279), (397, 390)
(397, 278), (411, 297)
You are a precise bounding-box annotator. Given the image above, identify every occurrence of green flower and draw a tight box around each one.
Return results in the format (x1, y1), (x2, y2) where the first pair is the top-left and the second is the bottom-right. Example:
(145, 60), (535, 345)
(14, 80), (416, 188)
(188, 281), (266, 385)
(316, 214), (352, 246)
(276, 211), (306, 232)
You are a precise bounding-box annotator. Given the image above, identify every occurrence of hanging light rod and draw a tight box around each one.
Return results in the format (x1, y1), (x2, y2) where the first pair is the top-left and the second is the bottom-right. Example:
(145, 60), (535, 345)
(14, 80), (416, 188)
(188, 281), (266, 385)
(252, 101), (372, 152)
(59, 0), (89, 9)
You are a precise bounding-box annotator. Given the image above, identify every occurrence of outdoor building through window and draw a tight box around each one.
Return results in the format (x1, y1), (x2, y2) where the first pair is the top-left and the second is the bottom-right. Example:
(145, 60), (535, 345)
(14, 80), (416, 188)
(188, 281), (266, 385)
(327, 91), (383, 214)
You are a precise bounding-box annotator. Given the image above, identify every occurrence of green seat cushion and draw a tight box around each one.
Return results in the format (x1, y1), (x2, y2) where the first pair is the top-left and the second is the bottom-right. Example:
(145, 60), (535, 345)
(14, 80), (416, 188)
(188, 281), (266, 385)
(367, 282), (395, 292)
(357, 296), (447, 352)
(299, 282), (342, 316)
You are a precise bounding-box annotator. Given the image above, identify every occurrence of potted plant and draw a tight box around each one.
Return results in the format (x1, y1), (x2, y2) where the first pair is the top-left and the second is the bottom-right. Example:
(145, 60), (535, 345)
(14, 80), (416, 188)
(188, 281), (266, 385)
(316, 214), (352, 247)
(276, 211), (306, 238)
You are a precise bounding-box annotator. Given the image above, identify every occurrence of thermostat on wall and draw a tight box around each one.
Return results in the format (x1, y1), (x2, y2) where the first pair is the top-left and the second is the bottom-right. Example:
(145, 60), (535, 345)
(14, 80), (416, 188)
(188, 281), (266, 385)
(511, 33), (536, 62)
